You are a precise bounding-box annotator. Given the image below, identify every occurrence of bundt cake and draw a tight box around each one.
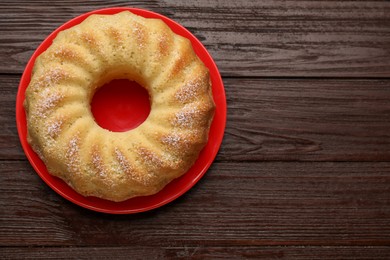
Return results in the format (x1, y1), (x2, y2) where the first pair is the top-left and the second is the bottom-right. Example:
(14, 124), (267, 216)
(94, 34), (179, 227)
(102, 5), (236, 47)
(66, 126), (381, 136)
(24, 11), (215, 202)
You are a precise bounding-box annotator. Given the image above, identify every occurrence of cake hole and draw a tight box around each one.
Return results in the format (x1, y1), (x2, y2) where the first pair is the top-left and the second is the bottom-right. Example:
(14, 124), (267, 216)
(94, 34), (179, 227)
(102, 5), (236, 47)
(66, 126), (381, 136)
(91, 79), (151, 132)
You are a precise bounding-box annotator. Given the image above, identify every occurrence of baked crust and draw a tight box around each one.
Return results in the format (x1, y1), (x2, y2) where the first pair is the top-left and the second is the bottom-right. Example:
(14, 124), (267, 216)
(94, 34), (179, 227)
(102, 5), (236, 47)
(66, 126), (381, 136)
(24, 11), (215, 202)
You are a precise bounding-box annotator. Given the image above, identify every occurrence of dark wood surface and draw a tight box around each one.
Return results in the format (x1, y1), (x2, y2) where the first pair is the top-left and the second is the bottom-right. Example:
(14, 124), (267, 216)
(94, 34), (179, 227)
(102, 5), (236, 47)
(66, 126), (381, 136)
(1, 1), (389, 259)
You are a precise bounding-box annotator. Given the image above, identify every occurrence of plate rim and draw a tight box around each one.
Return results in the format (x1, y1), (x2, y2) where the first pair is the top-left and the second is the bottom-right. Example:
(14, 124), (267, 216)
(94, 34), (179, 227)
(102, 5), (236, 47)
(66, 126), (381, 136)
(15, 7), (227, 214)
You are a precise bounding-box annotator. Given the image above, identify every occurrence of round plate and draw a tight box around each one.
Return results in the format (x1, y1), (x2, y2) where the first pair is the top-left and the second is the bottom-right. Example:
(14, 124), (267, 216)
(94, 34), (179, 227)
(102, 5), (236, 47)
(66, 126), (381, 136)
(16, 7), (226, 214)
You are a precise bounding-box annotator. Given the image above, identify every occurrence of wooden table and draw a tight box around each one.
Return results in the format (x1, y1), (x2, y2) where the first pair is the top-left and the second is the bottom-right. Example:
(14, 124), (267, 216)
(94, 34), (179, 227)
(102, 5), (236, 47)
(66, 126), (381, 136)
(1, 1), (390, 259)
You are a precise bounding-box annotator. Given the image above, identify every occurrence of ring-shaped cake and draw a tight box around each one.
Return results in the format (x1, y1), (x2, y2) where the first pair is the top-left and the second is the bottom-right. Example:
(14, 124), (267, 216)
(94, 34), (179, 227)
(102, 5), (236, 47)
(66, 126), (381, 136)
(24, 11), (215, 202)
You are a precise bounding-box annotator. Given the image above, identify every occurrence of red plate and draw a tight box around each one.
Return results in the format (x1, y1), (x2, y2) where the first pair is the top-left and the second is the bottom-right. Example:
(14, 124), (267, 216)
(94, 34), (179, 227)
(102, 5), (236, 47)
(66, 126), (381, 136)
(16, 7), (226, 214)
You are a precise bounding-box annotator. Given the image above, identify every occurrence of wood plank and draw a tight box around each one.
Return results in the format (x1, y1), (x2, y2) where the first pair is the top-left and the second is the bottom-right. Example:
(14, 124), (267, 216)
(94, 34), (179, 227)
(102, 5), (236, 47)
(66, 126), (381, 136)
(0, 75), (22, 159)
(4, 75), (390, 161)
(1, 161), (389, 247)
(2, 246), (390, 259)
(223, 78), (390, 161)
(0, 1), (389, 76)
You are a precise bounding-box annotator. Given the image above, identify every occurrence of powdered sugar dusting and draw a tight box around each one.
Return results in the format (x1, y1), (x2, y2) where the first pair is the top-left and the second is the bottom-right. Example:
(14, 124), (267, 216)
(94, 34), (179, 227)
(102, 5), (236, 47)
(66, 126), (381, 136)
(66, 134), (80, 174)
(35, 92), (64, 118)
(173, 104), (201, 127)
(35, 68), (69, 89)
(137, 147), (162, 169)
(157, 33), (169, 58)
(92, 147), (106, 177)
(53, 46), (76, 59)
(91, 146), (117, 188)
(115, 148), (150, 185)
(82, 33), (94, 45)
(115, 148), (132, 173)
(44, 68), (66, 85)
(81, 32), (103, 52)
(175, 77), (203, 103)
(47, 118), (64, 138)
(161, 131), (193, 152)
(133, 22), (146, 48)
(108, 27), (124, 45)
(162, 133), (182, 148)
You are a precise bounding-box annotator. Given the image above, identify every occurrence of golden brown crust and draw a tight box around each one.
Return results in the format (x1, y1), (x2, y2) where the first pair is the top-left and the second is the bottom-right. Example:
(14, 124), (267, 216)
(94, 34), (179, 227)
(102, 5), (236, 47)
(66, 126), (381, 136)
(24, 11), (215, 202)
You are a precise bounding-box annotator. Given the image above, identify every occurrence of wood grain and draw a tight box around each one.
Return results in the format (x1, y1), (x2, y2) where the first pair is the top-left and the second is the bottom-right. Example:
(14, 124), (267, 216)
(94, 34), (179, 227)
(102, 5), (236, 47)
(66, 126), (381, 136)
(4, 75), (390, 161)
(2, 246), (390, 259)
(1, 0), (390, 258)
(223, 78), (390, 161)
(1, 161), (389, 247)
(0, 1), (389, 77)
